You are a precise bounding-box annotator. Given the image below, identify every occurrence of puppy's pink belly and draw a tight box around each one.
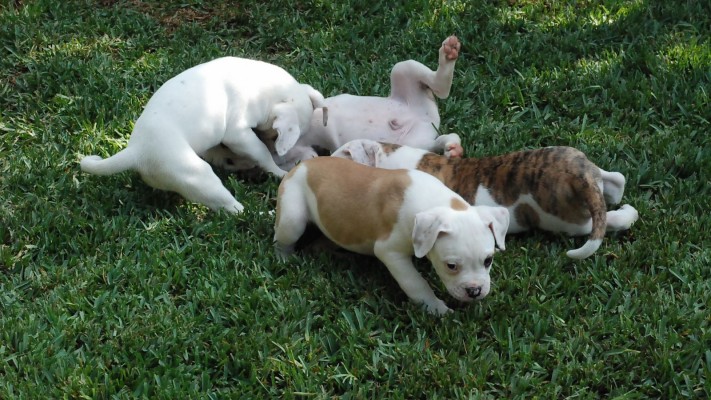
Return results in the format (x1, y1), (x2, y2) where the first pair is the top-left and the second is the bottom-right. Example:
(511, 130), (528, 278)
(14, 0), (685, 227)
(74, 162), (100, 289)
(327, 96), (434, 142)
(340, 117), (435, 145)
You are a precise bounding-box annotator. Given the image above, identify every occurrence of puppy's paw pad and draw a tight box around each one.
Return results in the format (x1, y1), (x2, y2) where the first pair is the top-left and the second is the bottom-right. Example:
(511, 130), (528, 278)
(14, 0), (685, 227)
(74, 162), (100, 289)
(445, 143), (464, 159)
(442, 35), (461, 61)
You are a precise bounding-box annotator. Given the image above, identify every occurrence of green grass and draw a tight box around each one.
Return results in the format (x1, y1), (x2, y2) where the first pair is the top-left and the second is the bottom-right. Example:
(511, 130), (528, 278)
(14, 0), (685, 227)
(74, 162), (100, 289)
(1, 0), (710, 398)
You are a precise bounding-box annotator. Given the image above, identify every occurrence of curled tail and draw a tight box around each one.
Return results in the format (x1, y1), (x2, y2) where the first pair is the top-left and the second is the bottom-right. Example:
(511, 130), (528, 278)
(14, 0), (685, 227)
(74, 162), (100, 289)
(80, 148), (137, 176)
(566, 185), (607, 259)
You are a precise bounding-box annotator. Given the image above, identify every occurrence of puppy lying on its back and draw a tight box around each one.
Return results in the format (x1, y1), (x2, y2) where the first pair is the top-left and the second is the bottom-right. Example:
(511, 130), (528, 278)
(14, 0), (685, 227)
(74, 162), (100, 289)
(333, 139), (639, 259)
(208, 36), (465, 172)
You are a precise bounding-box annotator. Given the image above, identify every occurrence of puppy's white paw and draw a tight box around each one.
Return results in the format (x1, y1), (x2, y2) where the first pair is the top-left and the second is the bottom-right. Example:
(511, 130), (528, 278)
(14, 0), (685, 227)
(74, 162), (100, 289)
(79, 155), (103, 171)
(606, 204), (639, 233)
(272, 168), (289, 178)
(425, 299), (453, 316)
(275, 243), (295, 261)
(619, 204), (640, 228)
(228, 201), (245, 214)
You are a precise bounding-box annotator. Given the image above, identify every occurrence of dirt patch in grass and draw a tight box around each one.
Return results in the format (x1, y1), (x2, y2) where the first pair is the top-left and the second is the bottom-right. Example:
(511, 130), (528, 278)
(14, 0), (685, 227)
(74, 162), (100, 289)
(99, 0), (245, 32)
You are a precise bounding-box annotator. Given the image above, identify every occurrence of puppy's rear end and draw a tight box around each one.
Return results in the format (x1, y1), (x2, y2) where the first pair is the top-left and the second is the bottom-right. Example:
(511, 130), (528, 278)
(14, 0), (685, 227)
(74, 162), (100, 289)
(511, 147), (607, 259)
(544, 148), (608, 259)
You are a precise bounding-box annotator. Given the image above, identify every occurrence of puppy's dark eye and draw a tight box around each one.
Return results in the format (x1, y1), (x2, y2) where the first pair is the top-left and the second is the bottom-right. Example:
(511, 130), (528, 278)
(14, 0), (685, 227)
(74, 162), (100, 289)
(446, 263), (457, 271)
(484, 256), (493, 268)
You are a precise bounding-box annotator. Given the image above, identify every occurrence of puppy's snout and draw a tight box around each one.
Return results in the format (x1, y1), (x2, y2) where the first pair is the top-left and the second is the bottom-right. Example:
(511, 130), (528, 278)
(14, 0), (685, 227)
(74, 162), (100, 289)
(465, 286), (482, 299)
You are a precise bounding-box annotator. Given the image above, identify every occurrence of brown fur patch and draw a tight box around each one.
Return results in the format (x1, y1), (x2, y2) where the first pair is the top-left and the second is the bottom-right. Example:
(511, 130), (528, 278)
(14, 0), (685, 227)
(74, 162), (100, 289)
(450, 197), (468, 210)
(305, 157), (410, 246)
(513, 203), (540, 230)
(416, 153), (454, 183)
(380, 143), (402, 155)
(417, 147), (606, 230)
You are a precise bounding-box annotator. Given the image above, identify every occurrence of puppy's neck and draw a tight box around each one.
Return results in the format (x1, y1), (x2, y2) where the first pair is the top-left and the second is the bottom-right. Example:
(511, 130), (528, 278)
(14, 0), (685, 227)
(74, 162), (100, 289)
(416, 153), (485, 204)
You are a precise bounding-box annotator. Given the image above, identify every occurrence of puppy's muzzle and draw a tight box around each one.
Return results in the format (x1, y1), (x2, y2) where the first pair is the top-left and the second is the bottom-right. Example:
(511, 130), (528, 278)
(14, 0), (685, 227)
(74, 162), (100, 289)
(465, 286), (483, 299)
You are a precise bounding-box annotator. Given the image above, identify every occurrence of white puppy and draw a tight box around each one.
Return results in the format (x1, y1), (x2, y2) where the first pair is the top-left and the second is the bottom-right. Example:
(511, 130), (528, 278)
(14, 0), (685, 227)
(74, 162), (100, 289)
(333, 139), (640, 259)
(274, 157), (509, 315)
(80, 57), (326, 213)
(207, 36), (465, 172)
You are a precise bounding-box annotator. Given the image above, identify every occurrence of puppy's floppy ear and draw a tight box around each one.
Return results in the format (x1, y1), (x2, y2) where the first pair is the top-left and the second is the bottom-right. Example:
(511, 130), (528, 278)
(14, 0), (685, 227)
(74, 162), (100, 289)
(412, 209), (452, 258)
(333, 140), (380, 166)
(476, 206), (510, 251)
(272, 104), (302, 156)
(333, 141), (368, 165)
(301, 84), (328, 126)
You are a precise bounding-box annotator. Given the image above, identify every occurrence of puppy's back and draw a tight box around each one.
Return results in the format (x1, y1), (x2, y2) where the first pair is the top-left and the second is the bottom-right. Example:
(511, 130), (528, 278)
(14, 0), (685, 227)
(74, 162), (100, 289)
(301, 157), (412, 248)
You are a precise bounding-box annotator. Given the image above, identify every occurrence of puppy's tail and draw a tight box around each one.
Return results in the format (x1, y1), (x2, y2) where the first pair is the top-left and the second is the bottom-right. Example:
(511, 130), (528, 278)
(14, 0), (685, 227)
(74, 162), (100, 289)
(566, 183), (607, 259)
(80, 148), (137, 176)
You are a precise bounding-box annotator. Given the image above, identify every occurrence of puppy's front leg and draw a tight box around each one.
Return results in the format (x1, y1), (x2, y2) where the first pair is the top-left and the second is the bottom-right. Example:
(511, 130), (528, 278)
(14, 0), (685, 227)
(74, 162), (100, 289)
(375, 245), (452, 316)
(431, 133), (464, 158)
(223, 128), (289, 177)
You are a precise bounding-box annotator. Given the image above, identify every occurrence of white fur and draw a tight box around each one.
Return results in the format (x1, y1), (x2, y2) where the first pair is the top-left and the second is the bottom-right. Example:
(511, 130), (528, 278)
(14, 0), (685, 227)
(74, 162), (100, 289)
(274, 161), (509, 315)
(332, 139), (429, 169)
(80, 57), (325, 213)
(475, 187), (594, 235)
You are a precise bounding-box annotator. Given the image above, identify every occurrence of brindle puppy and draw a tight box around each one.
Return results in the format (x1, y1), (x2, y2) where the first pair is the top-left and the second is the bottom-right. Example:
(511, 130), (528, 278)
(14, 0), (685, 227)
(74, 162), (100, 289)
(332, 139), (639, 259)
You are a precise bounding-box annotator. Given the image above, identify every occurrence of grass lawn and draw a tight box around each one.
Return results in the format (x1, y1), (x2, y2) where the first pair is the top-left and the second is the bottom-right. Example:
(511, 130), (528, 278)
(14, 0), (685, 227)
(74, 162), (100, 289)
(1, 0), (710, 398)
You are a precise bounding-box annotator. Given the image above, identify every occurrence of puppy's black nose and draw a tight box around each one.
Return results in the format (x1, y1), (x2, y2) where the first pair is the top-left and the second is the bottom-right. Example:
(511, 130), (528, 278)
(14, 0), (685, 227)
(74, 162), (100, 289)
(465, 286), (482, 299)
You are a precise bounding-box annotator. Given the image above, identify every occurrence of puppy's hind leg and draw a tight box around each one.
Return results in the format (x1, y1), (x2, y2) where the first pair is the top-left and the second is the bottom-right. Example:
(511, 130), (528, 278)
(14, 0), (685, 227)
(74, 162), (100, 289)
(606, 204), (639, 232)
(600, 169), (626, 205)
(390, 35), (460, 102)
(156, 152), (244, 213)
(273, 173), (310, 260)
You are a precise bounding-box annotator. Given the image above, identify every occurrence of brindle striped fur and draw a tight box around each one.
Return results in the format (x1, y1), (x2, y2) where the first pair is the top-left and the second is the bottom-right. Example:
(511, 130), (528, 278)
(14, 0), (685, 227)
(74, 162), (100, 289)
(414, 146), (608, 242)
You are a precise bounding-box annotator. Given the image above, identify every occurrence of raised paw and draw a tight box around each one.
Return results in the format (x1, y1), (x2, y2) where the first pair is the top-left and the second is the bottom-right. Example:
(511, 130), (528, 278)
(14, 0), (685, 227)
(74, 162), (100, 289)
(445, 142), (464, 159)
(441, 35), (461, 61)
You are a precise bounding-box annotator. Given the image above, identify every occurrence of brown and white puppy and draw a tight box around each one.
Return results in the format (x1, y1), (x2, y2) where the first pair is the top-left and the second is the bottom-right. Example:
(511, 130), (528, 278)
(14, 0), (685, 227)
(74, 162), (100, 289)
(332, 139), (639, 259)
(274, 157), (509, 315)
